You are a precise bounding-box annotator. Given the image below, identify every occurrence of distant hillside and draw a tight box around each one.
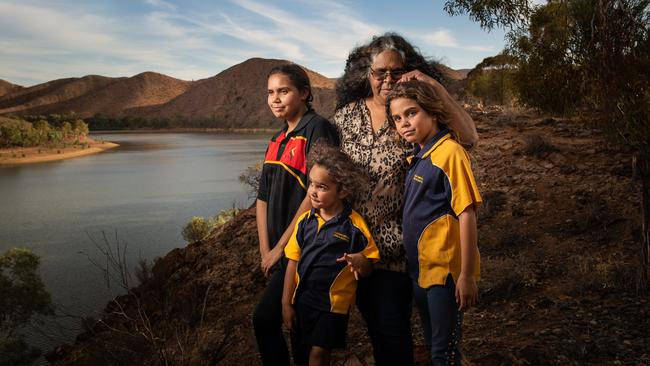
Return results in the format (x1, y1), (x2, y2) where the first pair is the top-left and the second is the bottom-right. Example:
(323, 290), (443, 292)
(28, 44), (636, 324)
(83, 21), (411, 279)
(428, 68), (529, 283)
(130, 58), (336, 128)
(0, 59), (470, 129)
(0, 73), (190, 118)
(0, 79), (23, 97)
(0, 75), (119, 115)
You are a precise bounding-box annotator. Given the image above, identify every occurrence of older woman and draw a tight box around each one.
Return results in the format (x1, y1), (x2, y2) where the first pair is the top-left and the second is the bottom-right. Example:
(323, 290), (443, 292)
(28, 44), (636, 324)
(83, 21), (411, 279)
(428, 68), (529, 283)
(333, 33), (478, 365)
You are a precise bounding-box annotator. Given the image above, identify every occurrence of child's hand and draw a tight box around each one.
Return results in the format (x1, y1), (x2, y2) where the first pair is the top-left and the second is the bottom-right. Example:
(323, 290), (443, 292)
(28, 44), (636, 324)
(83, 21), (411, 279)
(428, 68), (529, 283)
(282, 303), (296, 331)
(336, 252), (371, 279)
(455, 275), (478, 311)
(261, 245), (284, 277)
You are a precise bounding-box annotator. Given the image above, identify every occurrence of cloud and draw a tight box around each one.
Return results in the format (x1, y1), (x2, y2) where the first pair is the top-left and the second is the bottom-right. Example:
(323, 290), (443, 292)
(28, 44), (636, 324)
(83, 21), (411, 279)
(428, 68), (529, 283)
(227, 0), (380, 63)
(418, 29), (494, 52)
(0, 1), (251, 84)
(145, 0), (176, 10)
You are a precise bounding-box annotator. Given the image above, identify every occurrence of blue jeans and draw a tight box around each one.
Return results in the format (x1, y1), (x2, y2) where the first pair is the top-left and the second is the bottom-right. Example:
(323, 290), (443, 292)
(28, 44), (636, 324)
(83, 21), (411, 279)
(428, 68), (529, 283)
(413, 274), (463, 366)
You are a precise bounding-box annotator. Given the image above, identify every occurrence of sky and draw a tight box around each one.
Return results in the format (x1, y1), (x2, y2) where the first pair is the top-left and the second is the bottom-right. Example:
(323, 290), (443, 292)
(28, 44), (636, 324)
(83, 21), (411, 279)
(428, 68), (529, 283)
(0, 0), (512, 87)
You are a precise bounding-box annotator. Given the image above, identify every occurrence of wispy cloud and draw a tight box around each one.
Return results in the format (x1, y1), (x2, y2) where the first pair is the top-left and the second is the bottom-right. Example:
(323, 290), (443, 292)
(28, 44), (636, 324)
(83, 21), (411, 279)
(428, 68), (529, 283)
(145, 0), (176, 10)
(0, 0), (506, 85)
(418, 29), (494, 52)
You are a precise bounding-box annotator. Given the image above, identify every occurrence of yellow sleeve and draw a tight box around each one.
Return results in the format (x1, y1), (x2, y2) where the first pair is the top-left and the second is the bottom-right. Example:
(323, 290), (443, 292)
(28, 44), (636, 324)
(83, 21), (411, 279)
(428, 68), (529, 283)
(284, 212), (309, 260)
(350, 211), (380, 262)
(443, 143), (482, 217)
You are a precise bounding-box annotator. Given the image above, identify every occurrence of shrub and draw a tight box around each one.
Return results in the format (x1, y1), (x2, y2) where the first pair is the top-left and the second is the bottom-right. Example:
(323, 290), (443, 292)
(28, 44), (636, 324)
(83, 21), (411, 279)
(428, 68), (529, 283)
(0, 248), (54, 365)
(519, 134), (558, 158)
(239, 161), (263, 198)
(182, 216), (213, 244)
(481, 254), (540, 299)
(478, 190), (507, 222)
(181, 209), (241, 244)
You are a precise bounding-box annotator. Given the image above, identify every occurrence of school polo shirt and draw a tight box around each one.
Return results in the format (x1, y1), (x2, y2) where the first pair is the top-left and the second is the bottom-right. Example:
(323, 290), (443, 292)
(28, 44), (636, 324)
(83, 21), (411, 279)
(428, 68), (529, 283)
(257, 111), (339, 251)
(403, 128), (482, 289)
(284, 206), (380, 314)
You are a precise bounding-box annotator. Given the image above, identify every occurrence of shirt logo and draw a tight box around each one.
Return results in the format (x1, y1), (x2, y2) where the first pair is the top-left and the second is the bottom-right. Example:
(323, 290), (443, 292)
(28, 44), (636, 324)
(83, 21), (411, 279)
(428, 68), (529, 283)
(413, 174), (424, 184)
(333, 232), (350, 242)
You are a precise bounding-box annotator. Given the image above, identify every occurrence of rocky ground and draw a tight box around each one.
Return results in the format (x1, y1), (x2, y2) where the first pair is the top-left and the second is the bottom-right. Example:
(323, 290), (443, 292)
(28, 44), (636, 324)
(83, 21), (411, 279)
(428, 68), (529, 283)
(47, 108), (649, 365)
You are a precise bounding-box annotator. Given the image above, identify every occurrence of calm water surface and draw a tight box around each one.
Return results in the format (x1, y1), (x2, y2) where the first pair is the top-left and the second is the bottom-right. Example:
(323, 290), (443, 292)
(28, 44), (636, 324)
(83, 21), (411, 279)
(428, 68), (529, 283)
(0, 132), (269, 356)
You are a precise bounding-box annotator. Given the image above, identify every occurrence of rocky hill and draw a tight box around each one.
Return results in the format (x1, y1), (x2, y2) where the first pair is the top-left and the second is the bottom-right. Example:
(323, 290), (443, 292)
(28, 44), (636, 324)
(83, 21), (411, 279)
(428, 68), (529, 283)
(0, 79), (23, 97)
(0, 73), (190, 118)
(0, 59), (470, 129)
(46, 108), (649, 365)
(0, 59), (337, 128)
(130, 58), (337, 128)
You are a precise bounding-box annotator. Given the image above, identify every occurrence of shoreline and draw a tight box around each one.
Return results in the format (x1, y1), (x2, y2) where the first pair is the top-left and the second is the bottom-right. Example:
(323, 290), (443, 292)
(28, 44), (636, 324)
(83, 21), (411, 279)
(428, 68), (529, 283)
(0, 140), (119, 166)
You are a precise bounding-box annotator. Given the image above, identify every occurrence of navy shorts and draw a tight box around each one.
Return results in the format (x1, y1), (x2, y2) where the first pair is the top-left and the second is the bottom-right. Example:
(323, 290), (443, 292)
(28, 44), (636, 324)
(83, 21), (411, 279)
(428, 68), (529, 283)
(296, 301), (349, 350)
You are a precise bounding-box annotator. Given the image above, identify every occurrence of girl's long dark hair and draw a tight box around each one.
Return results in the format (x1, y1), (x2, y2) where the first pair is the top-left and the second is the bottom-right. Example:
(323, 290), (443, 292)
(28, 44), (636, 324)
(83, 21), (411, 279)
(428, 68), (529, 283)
(268, 63), (314, 110)
(336, 32), (443, 109)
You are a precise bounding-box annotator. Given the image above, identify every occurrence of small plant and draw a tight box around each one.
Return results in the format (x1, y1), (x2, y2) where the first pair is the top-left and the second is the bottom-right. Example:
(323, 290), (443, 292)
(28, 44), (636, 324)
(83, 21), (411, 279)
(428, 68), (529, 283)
(182, 208), (241, 244)
(134, 258), (151, 285)
(481, 254), (541, 299)
(519, 134), (558, 158)
(182, 216), (213, 244)
(478, 190), (507, 222)
(239, 161), (263, 198)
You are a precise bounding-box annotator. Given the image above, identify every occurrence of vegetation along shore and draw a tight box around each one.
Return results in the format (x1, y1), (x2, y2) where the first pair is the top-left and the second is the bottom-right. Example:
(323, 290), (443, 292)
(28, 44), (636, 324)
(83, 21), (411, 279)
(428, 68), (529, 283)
(0, 114), (118, 166)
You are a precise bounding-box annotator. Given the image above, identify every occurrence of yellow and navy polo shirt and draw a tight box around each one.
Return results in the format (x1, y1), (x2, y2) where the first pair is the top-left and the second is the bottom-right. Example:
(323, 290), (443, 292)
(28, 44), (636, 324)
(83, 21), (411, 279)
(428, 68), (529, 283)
(403, 128), (482, 289)
(284, 206), (380, 314)
(257, 111), (339, 253)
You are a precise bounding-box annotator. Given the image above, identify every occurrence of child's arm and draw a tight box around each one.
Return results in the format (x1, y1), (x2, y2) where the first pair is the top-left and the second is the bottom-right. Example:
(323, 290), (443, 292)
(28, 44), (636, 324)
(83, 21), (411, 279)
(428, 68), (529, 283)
(281, 259), (298, 331)
(256, 199), (271, 276)
(261, 195), (312, 276)
(457, 204), (479, 311)
(336, 253), (372, 280)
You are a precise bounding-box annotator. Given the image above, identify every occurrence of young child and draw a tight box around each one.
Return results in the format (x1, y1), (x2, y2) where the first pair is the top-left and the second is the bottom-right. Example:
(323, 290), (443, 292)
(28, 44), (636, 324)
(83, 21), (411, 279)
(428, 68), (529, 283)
(386, 80), (482, 366)
(282, 142), (380, 366)
(253, 64), (340, 366)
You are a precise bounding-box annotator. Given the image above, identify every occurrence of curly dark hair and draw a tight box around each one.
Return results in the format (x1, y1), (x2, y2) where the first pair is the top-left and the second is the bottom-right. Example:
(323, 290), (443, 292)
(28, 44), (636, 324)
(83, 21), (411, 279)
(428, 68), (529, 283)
(268, 63), (314, 110)
(307, 141), (368, 201)
(385, 80), (447, 128)
(335, 32), (443, 109)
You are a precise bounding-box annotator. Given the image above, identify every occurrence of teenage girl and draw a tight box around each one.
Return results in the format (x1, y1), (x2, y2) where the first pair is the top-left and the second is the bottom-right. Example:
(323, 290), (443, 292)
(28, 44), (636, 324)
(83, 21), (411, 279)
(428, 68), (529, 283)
(253, 63), (340, 366)
(386, 80), (482, 366)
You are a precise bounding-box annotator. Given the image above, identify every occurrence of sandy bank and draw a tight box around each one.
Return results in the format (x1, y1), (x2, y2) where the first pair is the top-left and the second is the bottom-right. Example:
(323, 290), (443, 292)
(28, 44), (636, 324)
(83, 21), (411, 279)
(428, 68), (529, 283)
(0, 140), (119, 166)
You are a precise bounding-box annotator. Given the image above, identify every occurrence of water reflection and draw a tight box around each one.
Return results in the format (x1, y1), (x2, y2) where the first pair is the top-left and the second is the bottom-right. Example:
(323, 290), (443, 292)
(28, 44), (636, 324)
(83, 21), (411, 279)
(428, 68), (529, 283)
(0, 132), (269, 358)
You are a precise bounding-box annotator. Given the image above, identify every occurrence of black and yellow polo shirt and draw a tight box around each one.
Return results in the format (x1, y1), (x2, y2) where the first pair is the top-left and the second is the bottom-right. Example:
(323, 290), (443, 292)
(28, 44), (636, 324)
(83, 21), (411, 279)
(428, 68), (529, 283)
(257, 111), (339, 253)
(284, 206), (380, 314)
(403, 128), (482, 289)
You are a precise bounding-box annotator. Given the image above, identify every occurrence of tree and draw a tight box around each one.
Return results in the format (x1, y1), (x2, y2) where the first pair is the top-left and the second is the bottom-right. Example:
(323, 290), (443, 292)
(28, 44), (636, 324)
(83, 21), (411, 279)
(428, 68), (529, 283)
(72, 119), (89, 138)
(466, 53), (518, 105)
(443, 0), (531, 30)
(445, 0), (650, 290)
(0, 248), (54, 365)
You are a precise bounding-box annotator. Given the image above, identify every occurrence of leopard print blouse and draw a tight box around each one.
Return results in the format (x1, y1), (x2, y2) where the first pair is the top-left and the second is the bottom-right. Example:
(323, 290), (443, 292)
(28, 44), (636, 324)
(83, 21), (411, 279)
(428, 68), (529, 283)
(333, 100), (412, 272)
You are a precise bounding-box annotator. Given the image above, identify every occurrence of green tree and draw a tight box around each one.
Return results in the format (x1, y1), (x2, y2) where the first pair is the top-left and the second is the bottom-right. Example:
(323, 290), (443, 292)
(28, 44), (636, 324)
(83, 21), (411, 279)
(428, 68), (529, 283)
(0, 248), (54, 366)
(60, 121), (73, 140)
(445, 0), (650, 290)
(72, 119), (89, 138)
(466, 53), (518, 105)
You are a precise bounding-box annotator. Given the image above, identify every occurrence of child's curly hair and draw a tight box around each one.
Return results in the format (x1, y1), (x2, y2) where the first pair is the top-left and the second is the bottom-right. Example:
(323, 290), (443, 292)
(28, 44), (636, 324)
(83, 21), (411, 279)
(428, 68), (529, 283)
(307, 141), (368, 201)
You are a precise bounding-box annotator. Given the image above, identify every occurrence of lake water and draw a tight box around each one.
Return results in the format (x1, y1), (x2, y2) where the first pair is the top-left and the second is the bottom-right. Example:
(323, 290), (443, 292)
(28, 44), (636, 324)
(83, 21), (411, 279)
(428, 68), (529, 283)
(0, 132), (269, 358)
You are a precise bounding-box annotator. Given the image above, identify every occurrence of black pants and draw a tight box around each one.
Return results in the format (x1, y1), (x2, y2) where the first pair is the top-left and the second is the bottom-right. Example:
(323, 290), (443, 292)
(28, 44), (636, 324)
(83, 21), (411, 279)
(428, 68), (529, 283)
(356, 269), (414, 366)
(253, 266), (308, 365)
